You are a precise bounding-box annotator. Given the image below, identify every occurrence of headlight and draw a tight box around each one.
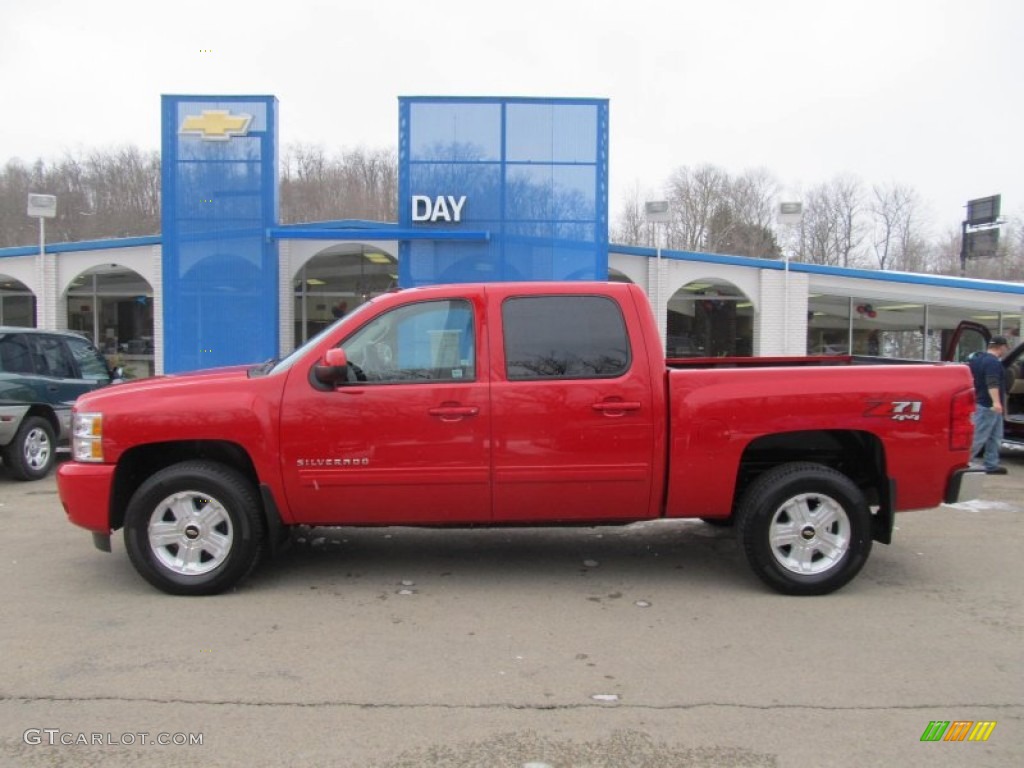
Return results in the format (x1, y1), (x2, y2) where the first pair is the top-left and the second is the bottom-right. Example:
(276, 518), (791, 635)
(72, 412), (104, 462)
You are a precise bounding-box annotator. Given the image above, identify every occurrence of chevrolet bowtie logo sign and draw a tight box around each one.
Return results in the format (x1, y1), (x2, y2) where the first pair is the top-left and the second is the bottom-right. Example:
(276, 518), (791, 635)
(179, 110), (253, 141)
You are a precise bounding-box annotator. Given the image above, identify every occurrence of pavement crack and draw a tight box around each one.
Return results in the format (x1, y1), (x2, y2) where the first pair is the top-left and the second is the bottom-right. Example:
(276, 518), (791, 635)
(3, 694), (1022, 713)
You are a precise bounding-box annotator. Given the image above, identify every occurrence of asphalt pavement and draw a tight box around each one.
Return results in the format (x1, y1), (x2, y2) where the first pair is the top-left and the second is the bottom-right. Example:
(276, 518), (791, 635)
(1, 455), (1022, 767)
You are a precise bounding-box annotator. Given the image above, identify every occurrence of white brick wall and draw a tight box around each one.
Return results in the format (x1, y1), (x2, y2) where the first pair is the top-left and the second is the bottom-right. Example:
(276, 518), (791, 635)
(151, 245), (164, 376)
(647, 254), (668, 347)
(757, 268), (809, 356)
(278, 240), (293, 360)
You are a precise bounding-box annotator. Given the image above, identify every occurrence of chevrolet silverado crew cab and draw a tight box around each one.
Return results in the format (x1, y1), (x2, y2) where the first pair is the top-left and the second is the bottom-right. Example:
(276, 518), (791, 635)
(57, 282), (982, 596)
(0, 327), (119, 480)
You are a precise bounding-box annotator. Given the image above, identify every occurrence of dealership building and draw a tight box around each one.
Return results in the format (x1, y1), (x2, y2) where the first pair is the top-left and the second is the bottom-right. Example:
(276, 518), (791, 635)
(1, 94), (1022, 378)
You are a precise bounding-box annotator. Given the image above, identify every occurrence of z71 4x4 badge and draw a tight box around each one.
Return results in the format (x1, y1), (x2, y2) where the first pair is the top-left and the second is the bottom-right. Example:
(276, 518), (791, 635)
(863, 400), (923, 421)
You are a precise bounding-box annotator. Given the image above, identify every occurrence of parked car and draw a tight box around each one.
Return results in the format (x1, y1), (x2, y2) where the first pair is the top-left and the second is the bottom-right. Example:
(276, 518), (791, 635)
(0, 328), (120, 480)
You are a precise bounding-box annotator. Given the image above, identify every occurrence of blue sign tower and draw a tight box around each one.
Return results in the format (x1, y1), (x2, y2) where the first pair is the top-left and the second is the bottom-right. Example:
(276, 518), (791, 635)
(398, 97), (609, 286)
(160, 95), (279, 373)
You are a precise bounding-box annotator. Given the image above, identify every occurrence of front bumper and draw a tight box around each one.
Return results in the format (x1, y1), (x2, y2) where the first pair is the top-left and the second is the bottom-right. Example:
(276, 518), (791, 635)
(57, 461), (116, 538)
(944, 467), (985, 504)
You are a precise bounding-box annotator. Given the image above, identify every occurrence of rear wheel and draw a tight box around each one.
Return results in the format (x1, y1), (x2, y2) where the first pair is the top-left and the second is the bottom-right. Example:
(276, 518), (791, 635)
(124, 460), (265, 595)
(737, 462), (872, 595)
(4, 416), (56, 481)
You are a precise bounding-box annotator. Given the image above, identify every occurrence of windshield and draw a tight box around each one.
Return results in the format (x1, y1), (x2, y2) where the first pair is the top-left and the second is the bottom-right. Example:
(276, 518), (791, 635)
(265, 299), (379, 376)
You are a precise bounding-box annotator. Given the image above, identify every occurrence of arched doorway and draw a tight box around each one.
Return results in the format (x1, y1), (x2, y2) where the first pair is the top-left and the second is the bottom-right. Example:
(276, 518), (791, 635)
(293, 244), (397, 345)
(667, 278), (754, 357)
(66, 265), (154, 377)
(0, 276), (35, 326)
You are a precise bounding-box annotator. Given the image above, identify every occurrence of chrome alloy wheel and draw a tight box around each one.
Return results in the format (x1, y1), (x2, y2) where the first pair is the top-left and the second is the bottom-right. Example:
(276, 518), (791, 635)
(22, 425), (52, 471)
(768, 492), (851, 575)
(147, 491), (234, 576)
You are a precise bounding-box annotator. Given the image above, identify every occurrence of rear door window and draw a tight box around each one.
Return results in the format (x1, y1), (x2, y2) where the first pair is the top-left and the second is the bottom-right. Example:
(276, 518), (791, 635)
(65, 336), (111, 382)
(30, 335), (75, 379)
(502, 295), (630, 380)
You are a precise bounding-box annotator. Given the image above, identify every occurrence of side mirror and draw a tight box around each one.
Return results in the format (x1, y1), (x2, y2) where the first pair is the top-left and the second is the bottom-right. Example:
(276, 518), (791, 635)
(313, 347), (349, 385)
(111, 366), (125, 383)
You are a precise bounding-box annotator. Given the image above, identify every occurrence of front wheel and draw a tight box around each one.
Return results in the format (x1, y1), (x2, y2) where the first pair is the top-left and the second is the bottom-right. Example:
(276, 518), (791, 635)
(4, 416), (56, 480)
(736, 462), (872, 596)
(123, 461), (265, 595)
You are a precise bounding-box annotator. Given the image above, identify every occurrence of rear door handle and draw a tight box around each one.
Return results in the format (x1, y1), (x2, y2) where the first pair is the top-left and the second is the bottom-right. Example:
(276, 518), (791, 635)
(592, 400), (642, 415)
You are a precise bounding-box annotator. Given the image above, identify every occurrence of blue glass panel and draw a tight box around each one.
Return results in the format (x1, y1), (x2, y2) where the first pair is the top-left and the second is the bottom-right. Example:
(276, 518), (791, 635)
(506, 103), (597, 163)
(504, 223), (600, 281)
(399, 97), (608, 286)
(409, 103), (502, 161)
(407, 163), (501, 224)
(401, 240), (499, 286)
(506, 165), (596, 221)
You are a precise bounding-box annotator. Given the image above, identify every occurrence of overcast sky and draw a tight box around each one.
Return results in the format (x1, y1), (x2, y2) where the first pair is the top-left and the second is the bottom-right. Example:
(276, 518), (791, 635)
(3, 0), (1021, 237)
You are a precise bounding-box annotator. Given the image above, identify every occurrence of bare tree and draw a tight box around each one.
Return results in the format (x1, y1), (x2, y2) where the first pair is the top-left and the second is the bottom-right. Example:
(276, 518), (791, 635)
(869, 182), (924, 271)
(665, 164), (730, 251)
(611, 182), (656, 246)
(279, 144), (397, 223)
(796, 175), (865, 267)
(0, 148), (160, 247)
(727, 167), (779, 232)
(0, 159), (37, 246)
(929, 227), (964, 276)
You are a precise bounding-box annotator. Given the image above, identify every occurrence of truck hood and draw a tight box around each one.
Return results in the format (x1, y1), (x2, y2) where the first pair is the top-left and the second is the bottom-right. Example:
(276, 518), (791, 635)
(74, 364), (260, 409)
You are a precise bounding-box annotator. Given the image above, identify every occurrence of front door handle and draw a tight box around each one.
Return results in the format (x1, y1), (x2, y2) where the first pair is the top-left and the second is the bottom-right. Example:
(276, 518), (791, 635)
(429, 404), (480, 421)
(592, 400), (641, 416)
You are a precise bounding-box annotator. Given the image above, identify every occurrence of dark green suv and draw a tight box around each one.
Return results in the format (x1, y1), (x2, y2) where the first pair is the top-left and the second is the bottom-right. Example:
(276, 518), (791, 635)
(0, 328), (120, 480)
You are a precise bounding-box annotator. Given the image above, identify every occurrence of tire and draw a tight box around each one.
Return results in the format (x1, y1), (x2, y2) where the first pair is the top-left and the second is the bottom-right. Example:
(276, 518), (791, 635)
(123, 460), (266, 596)
(736, 462), (872, 596)
(4, 416), (56, 481)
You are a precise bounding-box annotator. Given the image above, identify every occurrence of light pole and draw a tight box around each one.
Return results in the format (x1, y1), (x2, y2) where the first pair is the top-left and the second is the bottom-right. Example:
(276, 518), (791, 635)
(27, 194), (57, 329)
(27, 193), (56, 257)
(645, 200), (671, 348)
(777, 201), (803, 355)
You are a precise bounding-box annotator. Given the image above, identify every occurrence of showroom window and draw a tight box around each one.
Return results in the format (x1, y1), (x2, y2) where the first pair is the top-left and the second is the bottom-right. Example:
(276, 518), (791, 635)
(66, 267), (154, 378)
(807, 294), (1021, 360)
(0, 278), (36, 327)
(294, 246), (397, 346)
(666, 279), (753, 357)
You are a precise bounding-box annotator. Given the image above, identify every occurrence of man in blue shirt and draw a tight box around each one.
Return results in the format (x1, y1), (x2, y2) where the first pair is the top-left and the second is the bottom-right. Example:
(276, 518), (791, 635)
(970, 335), (1011, 474)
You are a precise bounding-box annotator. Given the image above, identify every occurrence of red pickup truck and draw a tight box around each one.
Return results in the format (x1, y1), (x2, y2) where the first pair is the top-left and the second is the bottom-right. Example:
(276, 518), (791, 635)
(58, 282), (982, 596)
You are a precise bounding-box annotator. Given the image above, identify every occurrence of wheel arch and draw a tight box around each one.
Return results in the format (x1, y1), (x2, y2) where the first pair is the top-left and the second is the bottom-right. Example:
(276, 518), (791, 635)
(735, 430), (893, 544)
(110, 441), (260, 532)
(23, 404), (61, 438)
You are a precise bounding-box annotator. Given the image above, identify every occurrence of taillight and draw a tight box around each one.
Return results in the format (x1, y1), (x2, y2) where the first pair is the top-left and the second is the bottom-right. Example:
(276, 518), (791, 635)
(949, 388), (975, 451)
